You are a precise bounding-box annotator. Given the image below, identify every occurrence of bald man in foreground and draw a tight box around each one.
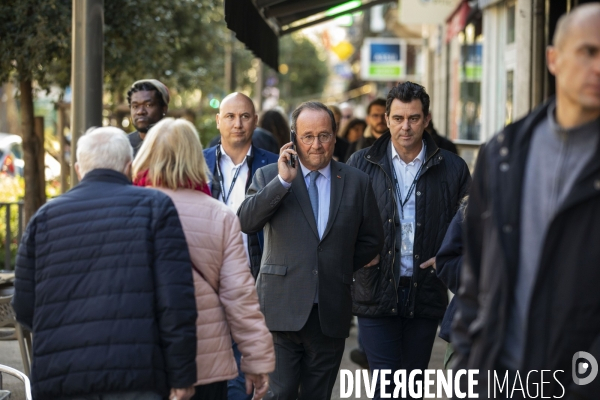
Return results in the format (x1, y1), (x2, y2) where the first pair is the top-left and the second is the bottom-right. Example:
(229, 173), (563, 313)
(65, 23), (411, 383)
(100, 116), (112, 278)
(203, 92), (278, 400)
(452, 4), (600, 398)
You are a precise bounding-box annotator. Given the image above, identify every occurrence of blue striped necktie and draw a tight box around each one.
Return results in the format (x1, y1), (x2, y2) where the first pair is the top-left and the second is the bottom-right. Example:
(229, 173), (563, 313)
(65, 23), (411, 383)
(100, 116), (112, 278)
(308, 170), (320, 224)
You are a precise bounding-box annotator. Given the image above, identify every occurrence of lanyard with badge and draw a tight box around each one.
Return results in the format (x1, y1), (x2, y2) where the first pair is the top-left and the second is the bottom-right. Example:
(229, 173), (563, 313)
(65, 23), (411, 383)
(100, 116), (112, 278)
(215, 146), (252, 205)
(391, 147), (425, 256)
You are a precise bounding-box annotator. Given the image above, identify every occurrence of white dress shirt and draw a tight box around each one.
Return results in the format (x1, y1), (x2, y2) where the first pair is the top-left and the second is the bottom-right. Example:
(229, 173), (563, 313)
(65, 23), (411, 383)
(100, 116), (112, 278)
(219, 145), (251, 260)
(278, 162), (331, 239)
(390, 140), (426, 277)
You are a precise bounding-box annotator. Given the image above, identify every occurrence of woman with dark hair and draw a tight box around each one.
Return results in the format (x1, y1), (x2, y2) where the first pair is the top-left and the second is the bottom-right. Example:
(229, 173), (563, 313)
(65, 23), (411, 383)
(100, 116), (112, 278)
(259, 109), (289, 148)
(340, 118), (367, 143)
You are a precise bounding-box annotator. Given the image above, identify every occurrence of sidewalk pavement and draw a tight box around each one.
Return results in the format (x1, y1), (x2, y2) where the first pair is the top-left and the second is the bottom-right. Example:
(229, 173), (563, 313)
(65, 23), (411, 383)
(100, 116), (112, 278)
(0, 323), (449, 400)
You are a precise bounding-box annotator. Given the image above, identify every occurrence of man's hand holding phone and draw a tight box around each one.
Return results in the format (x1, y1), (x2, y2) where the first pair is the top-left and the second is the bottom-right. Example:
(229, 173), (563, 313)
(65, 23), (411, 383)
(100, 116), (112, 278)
(278, 141), (298, 184)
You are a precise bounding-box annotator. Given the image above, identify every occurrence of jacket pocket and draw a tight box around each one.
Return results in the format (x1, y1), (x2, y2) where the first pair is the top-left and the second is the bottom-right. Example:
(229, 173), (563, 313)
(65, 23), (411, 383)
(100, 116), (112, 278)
(261, 264), (287, 276)
(352, 264), (381, 305)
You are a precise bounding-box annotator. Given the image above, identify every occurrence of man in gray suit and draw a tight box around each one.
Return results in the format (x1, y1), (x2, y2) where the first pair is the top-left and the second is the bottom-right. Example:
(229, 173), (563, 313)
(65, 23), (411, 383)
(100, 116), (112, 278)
(238, 101), (384, 400)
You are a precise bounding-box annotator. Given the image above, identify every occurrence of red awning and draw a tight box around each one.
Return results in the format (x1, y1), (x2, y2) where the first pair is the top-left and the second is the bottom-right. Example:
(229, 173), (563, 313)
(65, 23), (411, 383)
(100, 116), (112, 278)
(446, 0), (471, 44)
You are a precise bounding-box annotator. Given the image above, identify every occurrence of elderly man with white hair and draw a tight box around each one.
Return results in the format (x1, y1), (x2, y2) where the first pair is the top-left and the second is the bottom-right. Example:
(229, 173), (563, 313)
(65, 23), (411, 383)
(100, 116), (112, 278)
(12, 127), (198, 400)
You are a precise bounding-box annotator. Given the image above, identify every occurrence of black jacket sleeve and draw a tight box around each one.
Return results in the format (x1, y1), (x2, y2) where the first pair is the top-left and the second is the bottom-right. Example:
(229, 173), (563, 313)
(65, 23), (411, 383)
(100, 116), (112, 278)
(436, 206), (465, 295)
(451, 145), (488, 371)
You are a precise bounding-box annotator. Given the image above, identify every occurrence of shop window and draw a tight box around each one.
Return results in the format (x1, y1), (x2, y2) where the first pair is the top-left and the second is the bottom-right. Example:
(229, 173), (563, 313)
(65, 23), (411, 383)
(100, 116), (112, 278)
(505, 70), (514, 125)
(507, 3), (516, 44)
(458, 23), (482, 141)
(406, 44), (423, 76)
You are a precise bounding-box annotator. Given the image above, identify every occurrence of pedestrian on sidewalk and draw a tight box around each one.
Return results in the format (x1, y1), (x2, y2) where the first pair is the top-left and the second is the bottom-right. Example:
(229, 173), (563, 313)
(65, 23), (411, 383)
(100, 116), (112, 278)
(327, 104), (350, 162)
(259, 109), (290, 148)
(203, 92), (279, 400)
(127, 79), (170, 158)
(12, 127), (198, 400)
(132, 118), (275, 400)
(345, 98), (388, 159)
(347, 82), (470, 399)
(453, 4), (600, 398)
(238, 101), (383, 400)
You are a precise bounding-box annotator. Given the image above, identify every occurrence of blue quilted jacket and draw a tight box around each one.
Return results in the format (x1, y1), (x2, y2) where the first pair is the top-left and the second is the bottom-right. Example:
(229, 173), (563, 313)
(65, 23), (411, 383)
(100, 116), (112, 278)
(12, 169), (197, 399)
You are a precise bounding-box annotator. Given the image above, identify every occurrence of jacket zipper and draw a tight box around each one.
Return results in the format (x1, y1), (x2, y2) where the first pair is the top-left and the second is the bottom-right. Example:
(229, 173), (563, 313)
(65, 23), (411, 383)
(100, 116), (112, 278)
(365, 156), (399, 310)
(405, 148), (440, 304)
(365, 146), (440, 316)
(403, 148), (441, 311)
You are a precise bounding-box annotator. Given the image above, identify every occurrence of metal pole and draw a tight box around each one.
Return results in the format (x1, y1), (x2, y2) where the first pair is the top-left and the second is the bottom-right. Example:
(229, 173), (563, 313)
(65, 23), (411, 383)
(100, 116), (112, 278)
(57, 103), (70, 193)
(5, 204), (11, 270)
(17, 202), (23, 244)
(34, 116), (46, 204)
(71, 0), (104, 187)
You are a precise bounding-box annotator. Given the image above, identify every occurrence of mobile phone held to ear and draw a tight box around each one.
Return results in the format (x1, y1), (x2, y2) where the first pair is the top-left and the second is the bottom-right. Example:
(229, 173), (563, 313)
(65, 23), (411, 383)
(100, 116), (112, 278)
(289, 130), (297, 168)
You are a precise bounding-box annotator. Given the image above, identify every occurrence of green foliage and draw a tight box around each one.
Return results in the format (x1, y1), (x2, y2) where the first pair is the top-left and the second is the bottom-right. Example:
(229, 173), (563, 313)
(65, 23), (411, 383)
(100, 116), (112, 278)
(269, 34), (329, 107)
(0, 0), (71, 86)
(14, 0), (253, 100)
(0, 0), (329, 148)
(103, 0), (230, 97)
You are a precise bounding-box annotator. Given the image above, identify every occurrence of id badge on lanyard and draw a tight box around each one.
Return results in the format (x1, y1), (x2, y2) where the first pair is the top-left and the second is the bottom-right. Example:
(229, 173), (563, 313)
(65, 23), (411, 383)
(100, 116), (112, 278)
(392, 155), (424, 257)
(400, 219), (415, 256)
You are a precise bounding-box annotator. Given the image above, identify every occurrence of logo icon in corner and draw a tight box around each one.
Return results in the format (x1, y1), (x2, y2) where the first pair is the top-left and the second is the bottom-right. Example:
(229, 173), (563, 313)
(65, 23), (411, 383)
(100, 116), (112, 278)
(572, 351), (598, 385)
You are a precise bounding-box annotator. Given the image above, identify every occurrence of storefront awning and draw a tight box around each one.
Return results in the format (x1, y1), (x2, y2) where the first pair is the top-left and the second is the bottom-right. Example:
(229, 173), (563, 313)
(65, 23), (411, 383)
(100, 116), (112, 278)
(225, 0), (394, 71)
(446, 0), (471, 43)
(477, 0), (503, 10)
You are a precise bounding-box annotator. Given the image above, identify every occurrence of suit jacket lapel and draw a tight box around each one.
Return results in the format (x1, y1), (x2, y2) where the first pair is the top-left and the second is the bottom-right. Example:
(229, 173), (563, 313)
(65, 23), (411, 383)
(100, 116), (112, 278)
(250, 146), (263, 177)
(321, 160), (344, 241)
(291, 171), (320, 239)
(204, 146), (220, 200)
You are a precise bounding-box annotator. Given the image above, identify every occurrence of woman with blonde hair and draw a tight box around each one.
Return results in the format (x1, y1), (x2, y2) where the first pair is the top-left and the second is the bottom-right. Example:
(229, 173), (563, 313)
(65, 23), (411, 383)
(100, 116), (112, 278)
(132, 118), (275, 400)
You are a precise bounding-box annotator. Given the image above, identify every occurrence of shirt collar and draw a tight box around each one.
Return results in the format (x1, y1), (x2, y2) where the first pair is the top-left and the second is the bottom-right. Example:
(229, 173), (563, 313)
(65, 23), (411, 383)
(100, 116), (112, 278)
(390, 140), (426, 166)
(219, 144), (252, 166)
(299, 161), (332, 181)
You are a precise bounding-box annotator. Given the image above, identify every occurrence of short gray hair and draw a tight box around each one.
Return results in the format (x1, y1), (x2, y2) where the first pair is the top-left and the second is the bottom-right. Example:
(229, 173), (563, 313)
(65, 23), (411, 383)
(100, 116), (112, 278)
(76, 127), (133, 177)
(290, 101), (336, 133)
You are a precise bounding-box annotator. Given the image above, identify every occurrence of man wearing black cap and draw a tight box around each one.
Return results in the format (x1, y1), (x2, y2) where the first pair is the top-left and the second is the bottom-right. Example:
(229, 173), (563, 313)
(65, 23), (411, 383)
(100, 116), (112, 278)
(127, 79), (170, 157)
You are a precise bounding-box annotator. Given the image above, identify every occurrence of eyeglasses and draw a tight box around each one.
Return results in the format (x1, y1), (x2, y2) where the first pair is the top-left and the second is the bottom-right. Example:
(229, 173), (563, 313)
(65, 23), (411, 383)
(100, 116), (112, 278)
(299, 133), (334, 145)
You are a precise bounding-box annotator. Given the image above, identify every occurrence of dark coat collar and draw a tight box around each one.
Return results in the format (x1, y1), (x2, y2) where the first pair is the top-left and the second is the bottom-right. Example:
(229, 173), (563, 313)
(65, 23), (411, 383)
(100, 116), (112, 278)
(80, 169), (130, 185)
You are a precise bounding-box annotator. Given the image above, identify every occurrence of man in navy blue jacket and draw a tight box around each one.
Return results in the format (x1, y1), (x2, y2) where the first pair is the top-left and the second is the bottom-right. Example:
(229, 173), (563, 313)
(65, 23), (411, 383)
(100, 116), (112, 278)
(12, 127), (198, 400)
(204, 93), (279, 279)
(204, 92), (278, 400)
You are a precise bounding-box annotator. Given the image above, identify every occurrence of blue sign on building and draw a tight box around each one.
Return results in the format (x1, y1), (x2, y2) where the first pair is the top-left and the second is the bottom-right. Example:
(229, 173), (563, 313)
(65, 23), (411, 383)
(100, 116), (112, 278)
(361, 38), (407, 81)
(370, 43), (401, 63)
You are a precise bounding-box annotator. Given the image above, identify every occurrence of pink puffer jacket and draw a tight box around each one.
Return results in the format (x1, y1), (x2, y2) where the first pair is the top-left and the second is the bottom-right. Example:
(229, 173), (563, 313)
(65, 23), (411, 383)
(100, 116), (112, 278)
(155, 188), (275, 385)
